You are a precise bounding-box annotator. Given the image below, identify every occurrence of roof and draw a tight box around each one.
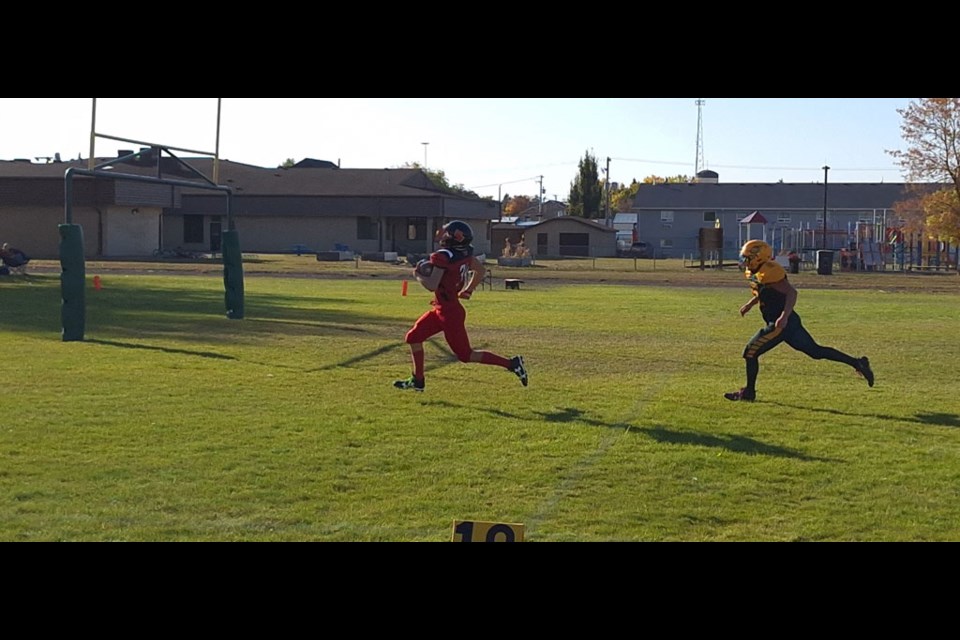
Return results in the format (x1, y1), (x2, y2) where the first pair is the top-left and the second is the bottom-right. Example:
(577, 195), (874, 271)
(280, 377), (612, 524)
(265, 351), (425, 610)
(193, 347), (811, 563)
(740, 211), (767, 224)
(527, 217), (616, 234)
(632, 182), (915, 211)
(0, 156), (483, 200)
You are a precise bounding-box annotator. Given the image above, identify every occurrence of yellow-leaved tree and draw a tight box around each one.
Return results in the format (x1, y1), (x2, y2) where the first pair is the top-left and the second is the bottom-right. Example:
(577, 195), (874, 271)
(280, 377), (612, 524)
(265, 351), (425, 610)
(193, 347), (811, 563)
(888, 98), (960, 246)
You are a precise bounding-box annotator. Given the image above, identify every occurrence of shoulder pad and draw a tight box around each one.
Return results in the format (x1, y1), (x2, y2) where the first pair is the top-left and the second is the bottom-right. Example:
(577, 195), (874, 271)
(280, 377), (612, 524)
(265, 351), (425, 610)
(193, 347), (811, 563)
(432, 249), (454, 268)
(755, 261), (786, 284)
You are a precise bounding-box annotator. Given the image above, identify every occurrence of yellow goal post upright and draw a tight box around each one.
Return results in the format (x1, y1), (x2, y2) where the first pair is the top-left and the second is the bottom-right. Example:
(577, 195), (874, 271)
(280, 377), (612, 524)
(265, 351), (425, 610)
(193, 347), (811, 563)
(61, 98), (244, 343)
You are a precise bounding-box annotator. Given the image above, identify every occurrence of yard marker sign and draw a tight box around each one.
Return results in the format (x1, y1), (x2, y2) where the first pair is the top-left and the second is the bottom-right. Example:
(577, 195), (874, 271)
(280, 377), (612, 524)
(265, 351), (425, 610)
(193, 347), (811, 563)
(452, 520), (525, 543)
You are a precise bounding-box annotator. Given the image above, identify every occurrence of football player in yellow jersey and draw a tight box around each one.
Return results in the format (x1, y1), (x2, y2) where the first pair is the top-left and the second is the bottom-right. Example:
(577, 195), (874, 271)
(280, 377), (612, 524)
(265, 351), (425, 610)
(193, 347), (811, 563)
(724, 240), (874, 402)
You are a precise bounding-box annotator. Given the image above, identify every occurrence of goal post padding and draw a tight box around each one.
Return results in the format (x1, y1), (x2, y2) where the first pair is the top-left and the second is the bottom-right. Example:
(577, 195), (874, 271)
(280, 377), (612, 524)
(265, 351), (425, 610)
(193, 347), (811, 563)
(222, 229), (244, 320)
(59, 224), (86, 342)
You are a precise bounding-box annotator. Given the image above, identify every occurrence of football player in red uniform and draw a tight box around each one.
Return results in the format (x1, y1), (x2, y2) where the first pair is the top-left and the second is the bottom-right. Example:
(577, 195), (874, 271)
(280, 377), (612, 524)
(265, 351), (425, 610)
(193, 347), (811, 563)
(725, 240), (874, 402)
(395, 220), (528, 392)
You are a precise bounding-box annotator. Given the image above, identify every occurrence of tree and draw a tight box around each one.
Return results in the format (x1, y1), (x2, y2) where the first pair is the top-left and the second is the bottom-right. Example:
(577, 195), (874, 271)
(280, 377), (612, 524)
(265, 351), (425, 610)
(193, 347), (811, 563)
(887, 98), (960, 244)
(610, 179), (641, 213)
(642, 174), (692, 185)
(891, 194), (928, 237)
(281, 158), (296, 168)
(401, 162), (481, 198)
(568, 150), (602, 218)
(504, 195), (534, 217)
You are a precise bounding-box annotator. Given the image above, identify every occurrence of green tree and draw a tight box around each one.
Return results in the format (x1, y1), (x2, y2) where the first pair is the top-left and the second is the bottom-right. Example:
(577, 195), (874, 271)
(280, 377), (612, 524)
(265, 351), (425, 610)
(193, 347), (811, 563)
(888, 98), (960, 244)
(281, 158), (296, 168)
(402, 162), (480, 198)
(568, 150), (602, 218)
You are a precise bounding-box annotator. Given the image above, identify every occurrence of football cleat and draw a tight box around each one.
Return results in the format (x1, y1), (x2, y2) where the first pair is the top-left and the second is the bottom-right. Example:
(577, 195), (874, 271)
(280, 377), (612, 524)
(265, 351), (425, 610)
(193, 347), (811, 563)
(510, 356), (528, 387)
(724, 387), (756, 402)
(856, 357), (875, 388)
(394, 376), (425, 392)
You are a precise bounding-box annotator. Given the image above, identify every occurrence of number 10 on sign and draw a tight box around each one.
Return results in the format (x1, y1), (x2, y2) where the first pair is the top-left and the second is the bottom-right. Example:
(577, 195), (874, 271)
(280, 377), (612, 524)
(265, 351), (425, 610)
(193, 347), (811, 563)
(452, 520), (525, 543)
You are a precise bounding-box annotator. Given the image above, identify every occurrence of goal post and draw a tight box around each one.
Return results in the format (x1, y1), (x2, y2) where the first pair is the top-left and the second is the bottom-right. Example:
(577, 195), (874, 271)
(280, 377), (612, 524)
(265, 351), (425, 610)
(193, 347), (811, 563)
(61, 99), (243, 342)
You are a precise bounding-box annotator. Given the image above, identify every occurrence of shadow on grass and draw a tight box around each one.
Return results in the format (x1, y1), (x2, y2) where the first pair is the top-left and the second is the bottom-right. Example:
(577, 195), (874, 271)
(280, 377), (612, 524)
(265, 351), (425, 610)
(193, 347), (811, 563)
(770, 402), (960, 429)
(636, 426), (833, 461)
(85, 339), (236, 361)
(913, 412), (960, 428)
(0, 275), (401, 344)
(534, 407), (832, 461)
(308, 343), (403, 372)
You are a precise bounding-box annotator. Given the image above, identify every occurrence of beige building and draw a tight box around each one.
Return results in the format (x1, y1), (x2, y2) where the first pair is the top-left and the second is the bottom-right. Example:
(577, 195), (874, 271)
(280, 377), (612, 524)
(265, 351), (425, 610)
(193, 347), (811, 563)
(0, 155), (500, 259)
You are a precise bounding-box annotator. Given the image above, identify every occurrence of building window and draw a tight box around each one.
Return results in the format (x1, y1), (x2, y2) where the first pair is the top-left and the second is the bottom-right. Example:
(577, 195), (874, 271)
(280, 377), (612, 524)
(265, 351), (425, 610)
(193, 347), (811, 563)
(660, 239), (674, 248)
(357, 217), (378, 240)
(407, 219), (426, 241)
(778, 213), (791, 223)
(704, 211), (716, 223)
(661, 211), (674, 223)
(537, 233), (548, 249)
(183, 215), (204, 244)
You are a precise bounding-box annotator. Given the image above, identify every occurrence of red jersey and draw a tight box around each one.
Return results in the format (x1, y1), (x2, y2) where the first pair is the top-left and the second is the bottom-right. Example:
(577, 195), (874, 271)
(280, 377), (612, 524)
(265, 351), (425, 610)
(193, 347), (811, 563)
(429, 248), (472, 307)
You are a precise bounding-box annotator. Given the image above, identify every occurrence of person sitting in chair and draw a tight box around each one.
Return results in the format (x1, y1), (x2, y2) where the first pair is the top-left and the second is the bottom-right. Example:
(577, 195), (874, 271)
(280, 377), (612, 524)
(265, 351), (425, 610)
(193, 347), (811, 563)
(1, 243), (30, 271)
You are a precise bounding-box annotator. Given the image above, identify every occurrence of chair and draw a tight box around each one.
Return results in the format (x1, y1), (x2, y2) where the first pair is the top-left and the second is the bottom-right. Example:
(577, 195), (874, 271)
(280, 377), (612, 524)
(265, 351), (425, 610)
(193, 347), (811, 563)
(478, 268), (494, 291)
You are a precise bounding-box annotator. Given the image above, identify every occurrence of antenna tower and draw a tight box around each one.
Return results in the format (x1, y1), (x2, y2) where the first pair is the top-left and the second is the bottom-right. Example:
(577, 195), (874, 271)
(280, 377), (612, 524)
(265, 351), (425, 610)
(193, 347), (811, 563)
(695, 98), (706, 176)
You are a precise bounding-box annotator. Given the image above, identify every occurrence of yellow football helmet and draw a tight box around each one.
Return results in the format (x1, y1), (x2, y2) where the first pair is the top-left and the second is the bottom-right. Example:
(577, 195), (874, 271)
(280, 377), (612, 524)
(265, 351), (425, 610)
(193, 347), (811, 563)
(739, 240), (773, 271)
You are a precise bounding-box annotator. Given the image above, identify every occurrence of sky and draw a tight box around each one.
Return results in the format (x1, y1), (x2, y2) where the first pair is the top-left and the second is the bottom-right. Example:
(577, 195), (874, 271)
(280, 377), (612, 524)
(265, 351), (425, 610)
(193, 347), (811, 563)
(0, 98), (917, 201)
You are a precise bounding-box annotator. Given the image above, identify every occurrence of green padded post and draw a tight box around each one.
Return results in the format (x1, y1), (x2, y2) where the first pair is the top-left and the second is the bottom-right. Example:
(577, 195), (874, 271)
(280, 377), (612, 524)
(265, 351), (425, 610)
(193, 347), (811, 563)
(222, 229), (245, 320)
(59, 224), (86, 342)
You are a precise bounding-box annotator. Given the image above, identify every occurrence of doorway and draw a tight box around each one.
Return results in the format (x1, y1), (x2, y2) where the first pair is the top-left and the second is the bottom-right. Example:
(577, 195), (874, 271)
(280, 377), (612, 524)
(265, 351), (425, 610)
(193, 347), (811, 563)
(210, 220), (222, 253)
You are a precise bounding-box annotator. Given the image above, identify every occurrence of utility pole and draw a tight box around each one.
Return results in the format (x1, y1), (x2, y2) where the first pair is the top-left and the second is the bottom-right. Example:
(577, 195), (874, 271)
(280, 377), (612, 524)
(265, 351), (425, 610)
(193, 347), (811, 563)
(822, 165), (830, 249)
(605, 156), (612, 224)
(498, 184), (503, 222)
(538, 176), (544, 218)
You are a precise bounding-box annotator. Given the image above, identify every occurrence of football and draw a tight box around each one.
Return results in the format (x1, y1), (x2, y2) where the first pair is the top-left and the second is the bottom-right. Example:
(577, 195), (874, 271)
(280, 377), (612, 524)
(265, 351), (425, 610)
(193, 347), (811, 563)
(414, 259), (444, 292)
(415, 259), (434, 278)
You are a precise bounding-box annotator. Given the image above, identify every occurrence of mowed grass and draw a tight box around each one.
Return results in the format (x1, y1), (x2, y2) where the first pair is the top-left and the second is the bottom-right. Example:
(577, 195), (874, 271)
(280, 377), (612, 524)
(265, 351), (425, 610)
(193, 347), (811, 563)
(1, 270), (958, 541)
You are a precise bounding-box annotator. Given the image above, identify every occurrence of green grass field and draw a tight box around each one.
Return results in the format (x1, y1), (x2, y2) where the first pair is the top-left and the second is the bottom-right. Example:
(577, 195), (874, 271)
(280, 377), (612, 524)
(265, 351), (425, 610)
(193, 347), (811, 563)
(2, 262), (959, 541)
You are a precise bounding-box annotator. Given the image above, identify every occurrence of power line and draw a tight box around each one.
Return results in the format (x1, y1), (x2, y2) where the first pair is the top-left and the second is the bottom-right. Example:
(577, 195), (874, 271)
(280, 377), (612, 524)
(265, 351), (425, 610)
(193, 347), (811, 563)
(611, 157), (898, 173)
(469, 175), (544, 190)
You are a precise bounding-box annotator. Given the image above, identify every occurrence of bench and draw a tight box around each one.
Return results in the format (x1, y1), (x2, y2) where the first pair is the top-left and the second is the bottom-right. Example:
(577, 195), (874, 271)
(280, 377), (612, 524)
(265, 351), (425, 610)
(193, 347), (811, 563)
(505, 279), (524, 290)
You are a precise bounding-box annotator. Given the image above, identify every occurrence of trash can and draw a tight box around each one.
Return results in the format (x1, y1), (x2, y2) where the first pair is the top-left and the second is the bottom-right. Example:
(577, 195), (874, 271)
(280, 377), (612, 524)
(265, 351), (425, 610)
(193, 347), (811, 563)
(788, 253), (801, 274)
(816, 250), (834, 276)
